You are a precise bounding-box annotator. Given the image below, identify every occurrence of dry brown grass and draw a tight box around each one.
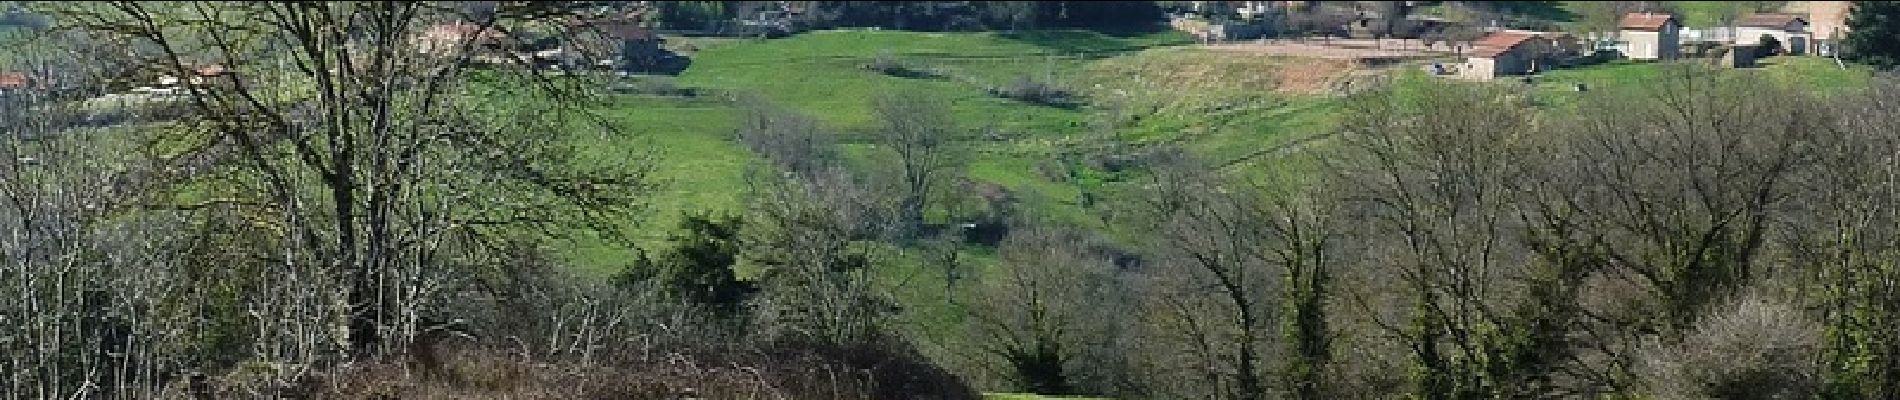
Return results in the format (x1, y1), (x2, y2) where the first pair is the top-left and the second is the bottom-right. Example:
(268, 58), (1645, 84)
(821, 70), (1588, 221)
(1082, 47), (1361, 118)
(1271, 57), (1360, 95)
(1200, 38), (1451, 60)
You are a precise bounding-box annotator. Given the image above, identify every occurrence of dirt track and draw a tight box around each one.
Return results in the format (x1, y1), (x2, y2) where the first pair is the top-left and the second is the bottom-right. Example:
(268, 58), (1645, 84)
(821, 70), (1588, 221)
(1199, 38), (1460, 61)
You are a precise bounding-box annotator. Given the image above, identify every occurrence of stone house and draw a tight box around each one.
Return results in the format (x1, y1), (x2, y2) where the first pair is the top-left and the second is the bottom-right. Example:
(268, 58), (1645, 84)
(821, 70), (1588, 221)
(0, 72), (28, 91)
(1618, 12), (1680, 60)
(412, 22), (511, 63)
(554, 15), (687, 75)
(1736, 13), (1810, 55)
(186, 64), (230, 86)
(1461, 31), (1553, 80)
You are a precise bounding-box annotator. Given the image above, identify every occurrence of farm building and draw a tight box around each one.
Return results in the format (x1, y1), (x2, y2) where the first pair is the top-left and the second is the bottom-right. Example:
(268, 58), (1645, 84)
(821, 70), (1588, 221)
(600, 23), (686, 74)
(0, 72), (30, 94)
(545, 13), (690, 75)
(1618, 13), (1680, 60)
(412, 22), (511, 63)
(0, 70), (38, 95)
(1735, 13), (1810, 55)
(1170, 15), (1265, 42)
(1460, 31), (1553, 81)
(187, 64), (230, 86)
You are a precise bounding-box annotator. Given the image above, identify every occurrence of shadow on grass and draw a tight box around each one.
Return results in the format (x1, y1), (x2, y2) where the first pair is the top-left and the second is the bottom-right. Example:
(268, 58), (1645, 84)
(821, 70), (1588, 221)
(861, 57), (950, 80)
(997, 25), (1182, 56)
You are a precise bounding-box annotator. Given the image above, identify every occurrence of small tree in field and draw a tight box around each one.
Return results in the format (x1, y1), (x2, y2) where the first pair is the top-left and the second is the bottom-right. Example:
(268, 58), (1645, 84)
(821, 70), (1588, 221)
(870, 92), (967, 240)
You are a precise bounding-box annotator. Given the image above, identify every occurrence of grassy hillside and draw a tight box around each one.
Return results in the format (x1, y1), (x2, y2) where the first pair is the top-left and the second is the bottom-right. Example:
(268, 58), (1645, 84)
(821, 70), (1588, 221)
(1485, 1), (1791, 30)
(564, 29), (1362, 277)
(555, 32), (1371, 393)
(1523, 56), (1875, 109)
(560, 29), (1880, 396)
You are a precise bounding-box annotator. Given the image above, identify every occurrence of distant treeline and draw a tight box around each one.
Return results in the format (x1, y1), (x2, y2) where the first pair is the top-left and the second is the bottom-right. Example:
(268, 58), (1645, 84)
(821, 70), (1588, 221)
(0, 3), (48, 29)
(648, 1), (1167, 32)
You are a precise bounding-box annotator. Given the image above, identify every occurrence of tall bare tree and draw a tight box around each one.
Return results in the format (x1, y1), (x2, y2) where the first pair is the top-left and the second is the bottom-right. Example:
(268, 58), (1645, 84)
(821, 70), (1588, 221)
(742, 165), (896, 344)
(1552, 66), (1817, 333)
(870, 92), (966, 239)
(44, 1), (650, 359)
(1793, 75), (1900, 398)
(967, 220), (1128, 395)
(0, 64), (208, 398)
(1333, 77), (1551, 399)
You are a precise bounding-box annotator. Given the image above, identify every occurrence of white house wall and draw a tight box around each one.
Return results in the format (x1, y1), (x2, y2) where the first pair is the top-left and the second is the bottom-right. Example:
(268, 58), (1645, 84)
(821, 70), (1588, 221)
(1624, 31), (1663, 59)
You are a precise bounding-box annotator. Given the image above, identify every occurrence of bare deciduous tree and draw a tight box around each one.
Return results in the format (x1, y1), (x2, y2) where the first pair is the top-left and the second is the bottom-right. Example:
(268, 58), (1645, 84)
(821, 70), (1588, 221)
(1790, 75), (1900, 399)
(870, 92), (965, 239)
(735, 94), (836, 180)
(967, 221), (1128, 395)
(743, 165), (896, 344)
(45, 2), (651, 362)
(1, 76), (201, 398)
(1636, 290), (1823, 399)
(1332, 78), (1550, 398)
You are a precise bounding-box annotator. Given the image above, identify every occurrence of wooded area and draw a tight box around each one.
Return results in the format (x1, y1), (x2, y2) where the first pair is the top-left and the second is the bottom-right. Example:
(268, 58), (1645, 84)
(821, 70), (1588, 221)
(4, 1), (1900, 400)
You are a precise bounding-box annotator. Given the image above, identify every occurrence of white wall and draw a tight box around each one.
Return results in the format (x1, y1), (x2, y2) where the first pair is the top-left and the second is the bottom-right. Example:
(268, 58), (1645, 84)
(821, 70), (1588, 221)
(1462, 57), (1498, 80)
(1623, 31), (1663, 60)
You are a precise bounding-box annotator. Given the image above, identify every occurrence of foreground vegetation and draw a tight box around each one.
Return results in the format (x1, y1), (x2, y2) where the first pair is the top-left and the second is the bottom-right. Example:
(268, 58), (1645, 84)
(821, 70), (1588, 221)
(6, 1), (1900, 400)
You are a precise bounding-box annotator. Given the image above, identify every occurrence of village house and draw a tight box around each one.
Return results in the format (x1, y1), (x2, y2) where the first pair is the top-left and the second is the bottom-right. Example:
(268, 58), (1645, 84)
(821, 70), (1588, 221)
(1181, 1), (1308, 18)
(1170, 1), (1334, 41)
(412, 22), (511, 63)
(134, 64), (233, 95)
(1735, 13), (1810, 55)
(1618, 12), (1680, 60)
(1170, 11), (1263, 42)
(597, 21), (682, 74)
(539, 12), (687, 75)
(1460, 31), (1554, 81)
(0, 72), (36, 96)
(186, 64), (230, 86)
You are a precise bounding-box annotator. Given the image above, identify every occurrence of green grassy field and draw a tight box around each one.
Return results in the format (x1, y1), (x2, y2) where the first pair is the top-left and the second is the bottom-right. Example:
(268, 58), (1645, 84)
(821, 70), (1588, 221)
(554, 32), (1365, 393)
(554, 27), (1879, 396)
(1444, 1), (1791, 30)
(1502, 55), (1875, 110)
(569, 24), (1887, 282)
(562, 28), (1361, 277)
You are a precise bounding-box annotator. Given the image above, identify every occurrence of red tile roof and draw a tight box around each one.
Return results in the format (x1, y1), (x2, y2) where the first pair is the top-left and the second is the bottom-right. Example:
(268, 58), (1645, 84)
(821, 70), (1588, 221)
(1737, 13), (1807, 29)
(1471, 31), (1536, 58)
(193, 64), (228, 77)
(0, 72), (27, 88)
(425, 22), (505, 41)
(1619, 13), (1678, 31)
